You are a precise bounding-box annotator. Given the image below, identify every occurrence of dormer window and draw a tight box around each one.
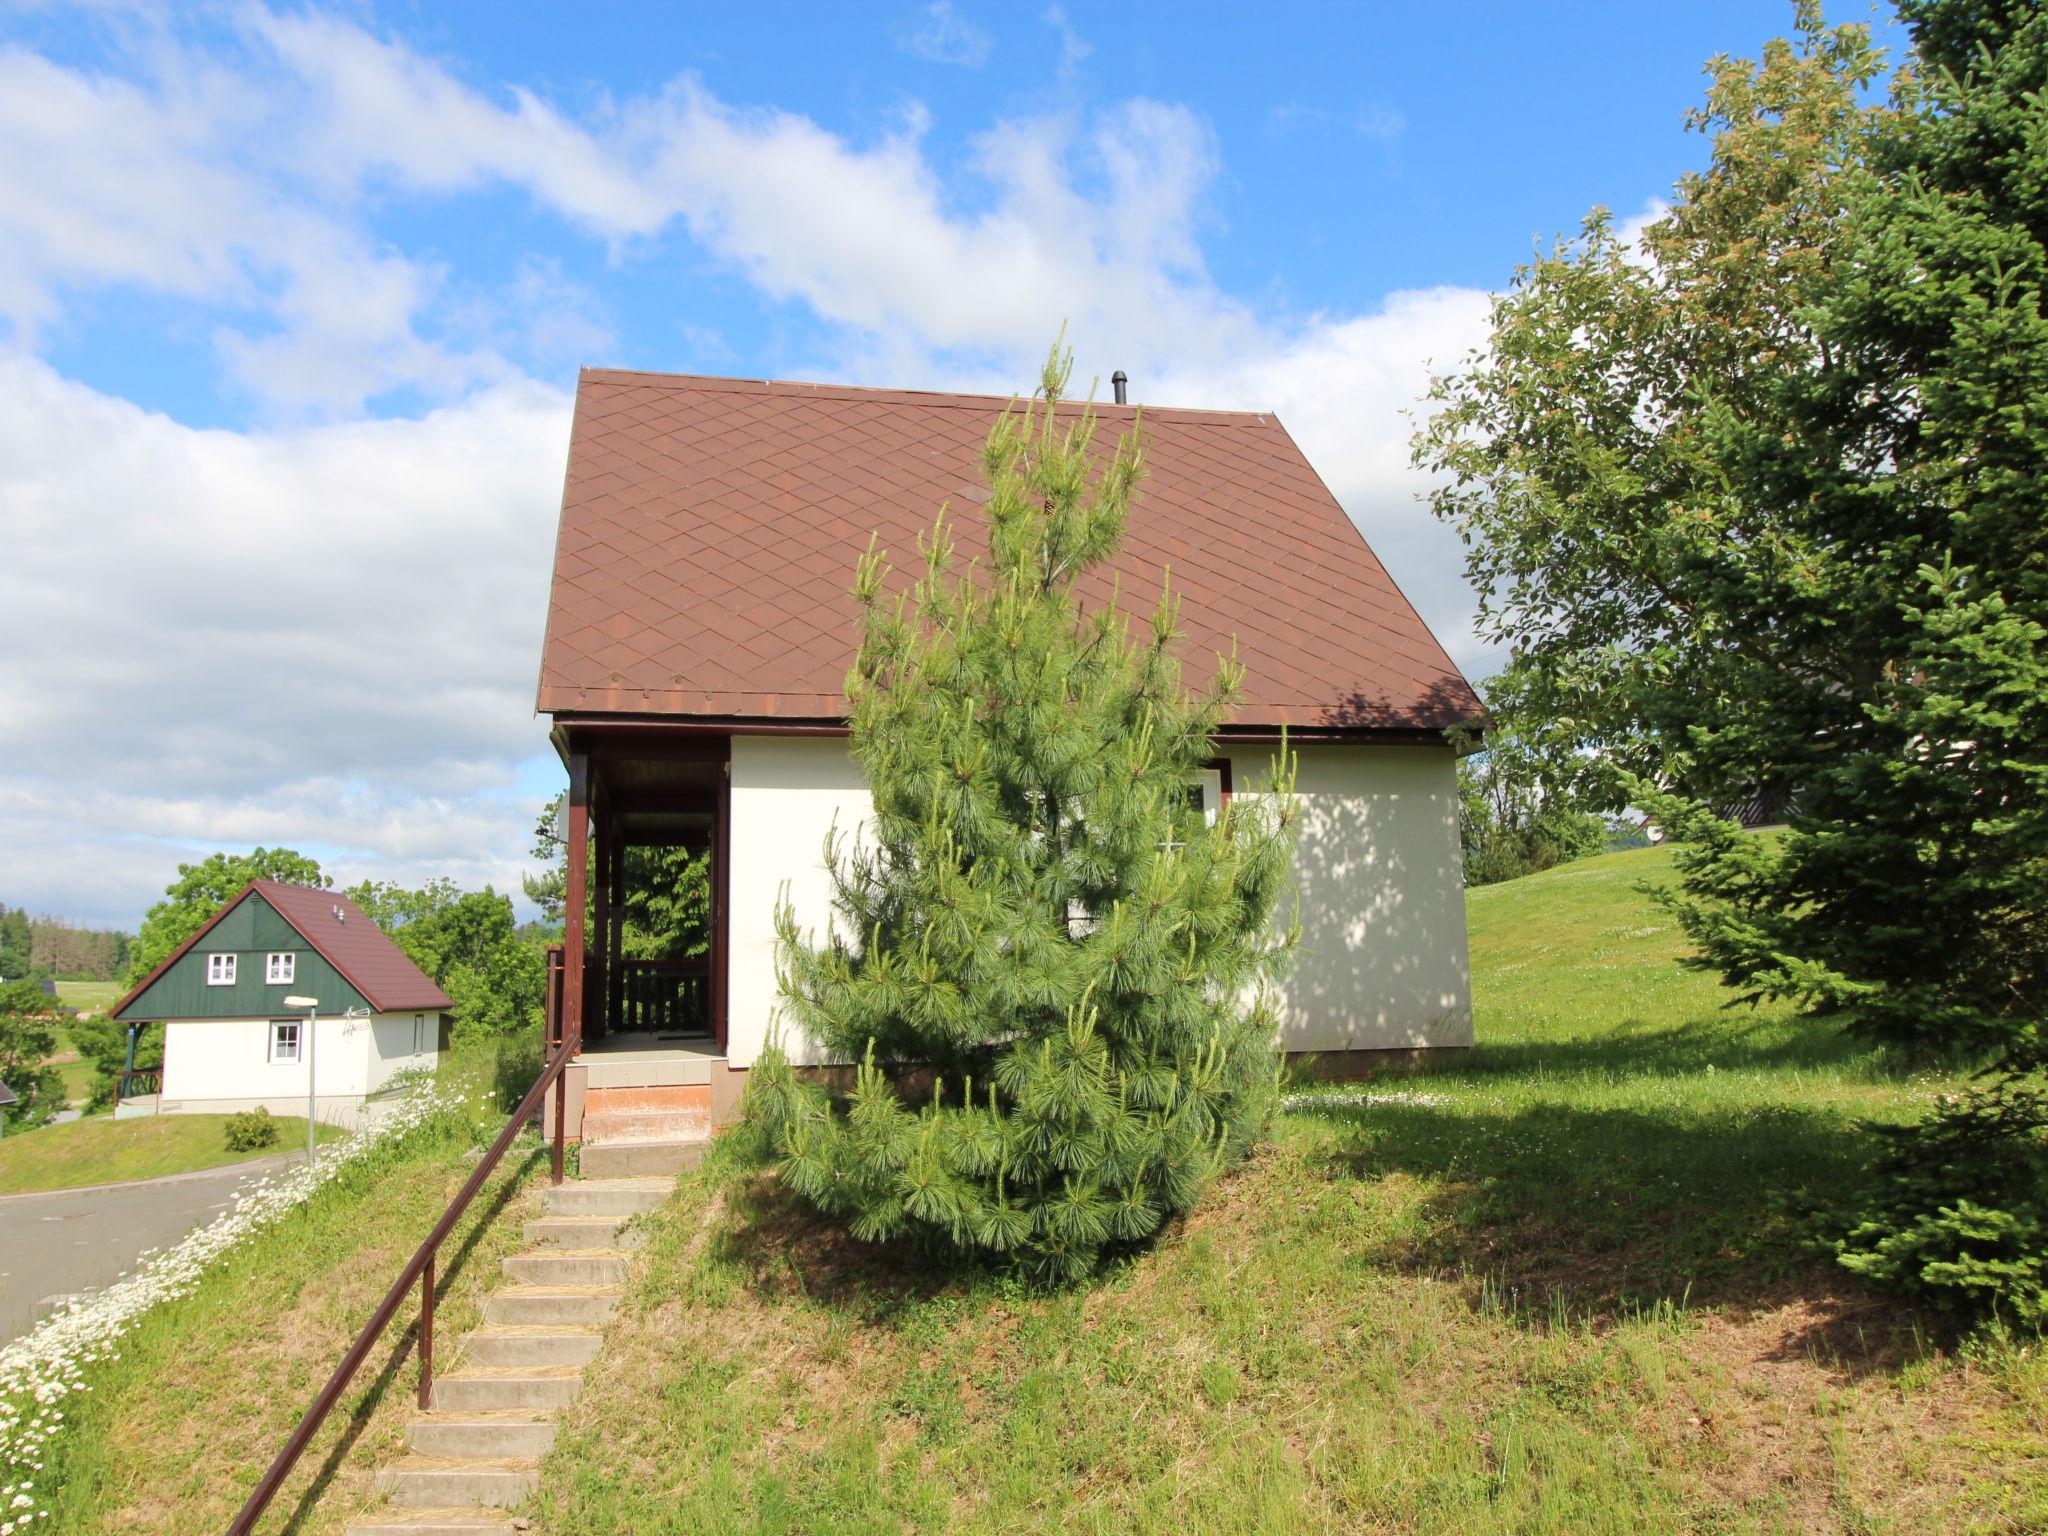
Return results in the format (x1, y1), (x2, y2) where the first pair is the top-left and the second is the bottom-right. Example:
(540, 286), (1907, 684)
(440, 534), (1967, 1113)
(266, 952), (296, 985)
(206, 953), (236, 986)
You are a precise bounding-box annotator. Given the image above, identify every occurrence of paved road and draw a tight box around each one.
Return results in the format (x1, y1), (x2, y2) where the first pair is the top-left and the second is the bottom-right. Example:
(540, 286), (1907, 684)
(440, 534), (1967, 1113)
(0, 1153), (305, 1343)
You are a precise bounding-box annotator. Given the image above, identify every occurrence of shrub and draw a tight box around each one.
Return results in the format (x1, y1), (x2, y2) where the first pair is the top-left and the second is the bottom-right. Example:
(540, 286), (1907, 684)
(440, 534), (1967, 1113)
(223, 1107), (279, 1153)
(1824, 1076), (2048, 1330)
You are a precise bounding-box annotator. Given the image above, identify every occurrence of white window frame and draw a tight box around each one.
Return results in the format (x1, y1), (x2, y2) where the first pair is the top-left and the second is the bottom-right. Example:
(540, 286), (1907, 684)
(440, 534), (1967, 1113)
(413, 1013), (428, 1053)
(265, 951), (295, 985)
(206, 953), (236, 987)
(270, 1019), (301, 1063)
(1161, 768), (1225, 852)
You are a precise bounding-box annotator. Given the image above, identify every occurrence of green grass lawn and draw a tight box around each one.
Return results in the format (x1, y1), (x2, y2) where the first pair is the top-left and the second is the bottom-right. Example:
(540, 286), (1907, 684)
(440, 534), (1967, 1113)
(45, 1022), (97, 1106)
(522, 846), (2042, 1535)
(53, 978), (124, 1016)
(0, 1112), (344, 1195)
(30, 853), (2046, 1535)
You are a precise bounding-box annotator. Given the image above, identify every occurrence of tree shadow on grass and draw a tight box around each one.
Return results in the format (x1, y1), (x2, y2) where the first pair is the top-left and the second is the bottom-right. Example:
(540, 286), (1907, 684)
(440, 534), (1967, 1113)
(270, 1145), (542, 1536)
(1294, 1095), (1932, 1371)
(1412, 1012), (1893, 1084)
(705, 1172), (997, 1327)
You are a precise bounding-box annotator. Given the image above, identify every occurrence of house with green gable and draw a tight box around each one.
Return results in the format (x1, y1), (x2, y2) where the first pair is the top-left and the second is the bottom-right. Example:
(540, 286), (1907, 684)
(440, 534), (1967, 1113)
(110, 880), (451, 1127)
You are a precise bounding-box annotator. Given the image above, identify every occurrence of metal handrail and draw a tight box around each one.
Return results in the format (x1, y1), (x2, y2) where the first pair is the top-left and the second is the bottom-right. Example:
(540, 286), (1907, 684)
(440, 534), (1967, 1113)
(224, 946), (575, 1536)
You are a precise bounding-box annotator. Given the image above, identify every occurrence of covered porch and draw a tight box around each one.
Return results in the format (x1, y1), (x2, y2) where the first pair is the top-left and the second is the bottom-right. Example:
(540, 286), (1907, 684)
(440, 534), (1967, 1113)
(545, 721), (746, 1137)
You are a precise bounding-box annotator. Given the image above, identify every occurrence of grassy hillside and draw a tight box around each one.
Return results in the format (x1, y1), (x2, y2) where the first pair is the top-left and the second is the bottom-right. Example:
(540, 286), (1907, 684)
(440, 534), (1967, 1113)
(530, 848), (2044, 1535)
(0, 1112), (343, 1195)
(43, 1087), (542, 1536)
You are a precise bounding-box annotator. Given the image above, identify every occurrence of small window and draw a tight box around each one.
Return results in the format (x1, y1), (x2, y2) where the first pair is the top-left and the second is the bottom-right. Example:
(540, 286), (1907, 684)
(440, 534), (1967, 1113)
(413, 1013), (429, 1053)
(265, 952), (295, 985)
(270, 1020), (301, 1063)
(206, 953), (236, 987)
(1161, 768), (1225, 852)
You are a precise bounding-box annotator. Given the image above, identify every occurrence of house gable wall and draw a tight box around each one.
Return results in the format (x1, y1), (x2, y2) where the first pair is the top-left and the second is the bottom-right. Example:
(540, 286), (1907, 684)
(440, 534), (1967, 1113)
(725, 734), (1473, 1070)
(116, 893), (371, 1022)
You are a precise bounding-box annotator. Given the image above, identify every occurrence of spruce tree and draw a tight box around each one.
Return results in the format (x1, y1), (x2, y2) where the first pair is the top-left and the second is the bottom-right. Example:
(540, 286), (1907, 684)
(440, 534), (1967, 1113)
(750, 345), (1298, 1282)
(1418, 3), (2048, 1322)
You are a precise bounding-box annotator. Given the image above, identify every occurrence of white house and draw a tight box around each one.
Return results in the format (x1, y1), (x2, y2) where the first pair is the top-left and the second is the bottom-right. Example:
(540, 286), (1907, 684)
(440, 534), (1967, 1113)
(533, 368), (1483, 1139)
(111, 880), (451, 1128)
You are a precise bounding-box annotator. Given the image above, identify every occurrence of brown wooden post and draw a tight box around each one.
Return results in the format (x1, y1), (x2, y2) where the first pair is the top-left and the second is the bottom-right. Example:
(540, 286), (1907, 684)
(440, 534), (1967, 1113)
(713, 747), (732, 1051)
(591, 780), (610, 1046)
(607, 830), (625, 1037)
(417, 1249), (435, 1410)
(557, 751), (589, 1183)
(564, 751), (590, 1046)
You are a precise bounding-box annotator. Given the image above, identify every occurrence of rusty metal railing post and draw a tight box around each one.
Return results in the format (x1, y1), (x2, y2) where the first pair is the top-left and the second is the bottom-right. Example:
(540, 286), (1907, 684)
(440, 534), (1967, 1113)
(224, 1030), (582, 1536)
(551, 1063), (566, 1185)
(417, 1250), (435, 1410)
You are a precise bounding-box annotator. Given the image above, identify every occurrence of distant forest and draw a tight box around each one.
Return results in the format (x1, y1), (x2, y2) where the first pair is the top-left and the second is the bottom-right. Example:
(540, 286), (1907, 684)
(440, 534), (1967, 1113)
(0, 905), (134, 982)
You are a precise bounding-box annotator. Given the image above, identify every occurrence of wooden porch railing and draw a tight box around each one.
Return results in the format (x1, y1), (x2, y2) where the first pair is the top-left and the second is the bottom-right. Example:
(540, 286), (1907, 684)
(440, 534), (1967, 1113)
(115, 1067), (161, 1098)
(614, 957), (710, 1036)
(224, 945), (575, 1536)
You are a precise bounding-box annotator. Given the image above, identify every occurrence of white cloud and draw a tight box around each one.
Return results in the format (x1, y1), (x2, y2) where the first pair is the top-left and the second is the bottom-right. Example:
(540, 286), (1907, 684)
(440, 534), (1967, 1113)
(0, 5), (1509, 929)
(0, 353), (569, 924)
(896, 2), (992, 68)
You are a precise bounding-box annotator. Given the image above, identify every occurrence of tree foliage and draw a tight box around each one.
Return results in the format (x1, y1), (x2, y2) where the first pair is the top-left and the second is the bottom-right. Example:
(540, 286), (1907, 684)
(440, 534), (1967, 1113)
(0, 980), (66, 1130)
(346, 879), (545, 1042)
(754, 346), (1299, 1282)
(1417, 1), (2048, 1323)
(127, 848), (329, 985)
(0, 906), (129, 982)
(523, 793), (711, 959)
(1455, 676), (1606, 887)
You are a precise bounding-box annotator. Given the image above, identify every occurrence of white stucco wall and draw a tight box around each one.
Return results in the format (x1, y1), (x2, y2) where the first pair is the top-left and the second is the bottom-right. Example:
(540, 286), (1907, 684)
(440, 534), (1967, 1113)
(727, 734), (1473, 1068)
(729, 735), (873, 1068)
(1219, 743), (1473, 1052)
(161, 1010), (437, 1123)
(365, 1011), (442, 1092)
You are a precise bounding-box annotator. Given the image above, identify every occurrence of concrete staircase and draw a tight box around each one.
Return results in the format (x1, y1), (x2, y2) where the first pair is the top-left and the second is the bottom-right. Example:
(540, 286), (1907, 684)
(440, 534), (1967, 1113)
(344, 1113), (707, 1535)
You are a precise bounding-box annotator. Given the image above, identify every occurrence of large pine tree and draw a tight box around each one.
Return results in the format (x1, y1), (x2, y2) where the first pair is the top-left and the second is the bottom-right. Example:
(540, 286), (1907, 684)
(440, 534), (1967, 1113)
(751, 346), (1299, 1281)
(1418, 3), (2048, 1322)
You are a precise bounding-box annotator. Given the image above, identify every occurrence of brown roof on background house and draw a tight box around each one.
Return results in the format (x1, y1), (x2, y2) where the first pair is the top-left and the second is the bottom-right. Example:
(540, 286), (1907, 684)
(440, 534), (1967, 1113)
(110, 880), (454, 1020)
(537, 369), (1480, 733)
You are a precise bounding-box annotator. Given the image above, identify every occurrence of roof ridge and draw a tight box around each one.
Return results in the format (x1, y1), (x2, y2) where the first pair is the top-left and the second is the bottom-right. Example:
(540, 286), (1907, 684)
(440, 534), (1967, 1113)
(576, 367), (1277, 424)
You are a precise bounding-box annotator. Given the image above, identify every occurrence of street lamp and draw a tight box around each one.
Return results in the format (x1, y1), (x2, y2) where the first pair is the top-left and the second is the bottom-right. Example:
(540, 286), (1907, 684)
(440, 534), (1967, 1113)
(283, 994), (319, 1162)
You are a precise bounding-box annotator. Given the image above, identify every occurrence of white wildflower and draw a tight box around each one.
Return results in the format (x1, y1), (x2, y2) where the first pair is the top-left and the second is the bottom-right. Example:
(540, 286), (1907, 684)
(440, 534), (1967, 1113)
(0, 1082), (472, 1528)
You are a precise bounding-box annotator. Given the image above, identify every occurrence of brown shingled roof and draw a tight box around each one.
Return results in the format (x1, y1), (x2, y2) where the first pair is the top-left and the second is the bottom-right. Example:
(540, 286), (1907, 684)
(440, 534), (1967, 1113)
(537, 369), (1479, 733)
(111, 880), (454, 1020)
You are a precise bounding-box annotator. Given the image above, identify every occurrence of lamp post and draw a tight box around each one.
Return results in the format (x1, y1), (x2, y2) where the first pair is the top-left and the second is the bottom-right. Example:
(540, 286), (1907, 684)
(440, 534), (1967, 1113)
(283, 994), (319, 1162)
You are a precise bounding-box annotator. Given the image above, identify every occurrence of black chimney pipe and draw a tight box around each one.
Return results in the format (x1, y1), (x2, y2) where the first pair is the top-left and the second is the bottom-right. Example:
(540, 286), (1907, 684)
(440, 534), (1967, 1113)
(1111, 369), (1128, 405)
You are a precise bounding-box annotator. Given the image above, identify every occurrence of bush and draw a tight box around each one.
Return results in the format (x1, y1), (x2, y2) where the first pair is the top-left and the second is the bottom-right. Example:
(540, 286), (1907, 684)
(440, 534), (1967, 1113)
(223, 1107), (279, 1153)
(1823, 1075), (2048, 1330)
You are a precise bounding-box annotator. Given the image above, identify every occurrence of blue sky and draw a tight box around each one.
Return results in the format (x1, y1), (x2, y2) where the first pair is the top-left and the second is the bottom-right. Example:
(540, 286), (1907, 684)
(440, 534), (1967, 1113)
(0, 1), (1903, 929)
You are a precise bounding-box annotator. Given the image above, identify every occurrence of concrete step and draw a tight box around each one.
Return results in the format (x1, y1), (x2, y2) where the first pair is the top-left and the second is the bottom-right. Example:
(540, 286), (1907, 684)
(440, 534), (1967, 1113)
(461, 1326), (602, 1368)
(578, 1137), (706, 1179)
(407, 1416), (558, 1460)
(430, 1369), (584, 1414)
(374, 1457), (539, 1508)
(581, 1105), (710, 1142)
(501, 1250), (628, 1287)
(482, 1286), (619, 1327)
(521, 1215), (640, 1249)
(580, 1058), (716, 1091)
(543, 1177), (673, 1218)
(346, 1513), (514, 1536)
